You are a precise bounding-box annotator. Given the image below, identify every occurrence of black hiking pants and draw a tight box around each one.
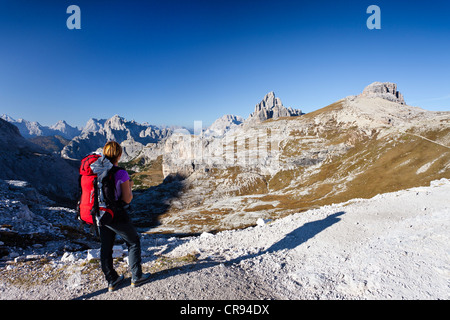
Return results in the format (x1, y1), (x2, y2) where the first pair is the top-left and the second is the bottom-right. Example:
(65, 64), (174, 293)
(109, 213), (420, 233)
(99, 214), (142, 283)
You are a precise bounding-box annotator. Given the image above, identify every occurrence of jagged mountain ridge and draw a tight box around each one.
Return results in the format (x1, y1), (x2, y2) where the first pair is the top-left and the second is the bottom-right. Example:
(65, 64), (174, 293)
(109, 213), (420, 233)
(0, 115), (81, 140)
(61, 115), (173, 162)
(2, 91), (301, 163)
(0, 114), (174, 161)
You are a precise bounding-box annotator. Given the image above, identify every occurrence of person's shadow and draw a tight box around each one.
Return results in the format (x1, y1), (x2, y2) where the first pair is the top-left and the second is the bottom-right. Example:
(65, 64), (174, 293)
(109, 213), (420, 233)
(73, 211), (345, 300)
(265, 211), (345, 253)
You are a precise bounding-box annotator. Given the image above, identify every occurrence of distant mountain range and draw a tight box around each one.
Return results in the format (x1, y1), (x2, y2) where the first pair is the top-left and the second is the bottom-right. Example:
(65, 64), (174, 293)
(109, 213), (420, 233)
(0, 114), (177, 160)
(0, 115), (81, 140)
(61, 115), (173, 161)
(1, 91), (303, 162)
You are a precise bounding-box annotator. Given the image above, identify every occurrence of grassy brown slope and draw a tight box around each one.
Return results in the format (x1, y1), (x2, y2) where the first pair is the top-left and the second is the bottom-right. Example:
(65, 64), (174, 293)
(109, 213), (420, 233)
(262, 130), (450, 212)
(121, 155), (165, 190)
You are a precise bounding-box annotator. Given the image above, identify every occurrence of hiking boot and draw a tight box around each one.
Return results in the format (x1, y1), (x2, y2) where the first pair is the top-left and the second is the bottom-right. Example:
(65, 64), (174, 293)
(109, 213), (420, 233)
(108, 275), (125, 292)
(131, 273), (151, 288)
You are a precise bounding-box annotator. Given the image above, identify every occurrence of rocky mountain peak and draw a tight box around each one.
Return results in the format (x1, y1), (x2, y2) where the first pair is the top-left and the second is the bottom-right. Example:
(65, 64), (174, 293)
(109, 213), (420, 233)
(104, 114), (127, 130)
(359, 82), (406, 105)
(256, 92), (283, 111)
(0, 114), (15, 122)
(204, 114), (244, 137)
(49, 120), (81, 139)
(51, 120), (68, 127)
(246, 92), (302, 123)
(81, 118), (106, 135)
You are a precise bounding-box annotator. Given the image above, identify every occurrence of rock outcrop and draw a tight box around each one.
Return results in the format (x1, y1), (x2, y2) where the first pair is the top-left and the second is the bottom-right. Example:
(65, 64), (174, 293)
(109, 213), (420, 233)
(359, 82), (406, 105)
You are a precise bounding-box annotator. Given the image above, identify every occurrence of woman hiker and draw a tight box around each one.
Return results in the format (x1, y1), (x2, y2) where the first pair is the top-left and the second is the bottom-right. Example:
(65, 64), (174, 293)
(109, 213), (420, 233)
(98, 141), (150, 292)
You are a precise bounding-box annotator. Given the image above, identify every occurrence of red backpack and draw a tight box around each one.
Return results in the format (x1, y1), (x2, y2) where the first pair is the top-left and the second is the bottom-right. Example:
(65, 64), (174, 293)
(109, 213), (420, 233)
(78, 154), (120, 226)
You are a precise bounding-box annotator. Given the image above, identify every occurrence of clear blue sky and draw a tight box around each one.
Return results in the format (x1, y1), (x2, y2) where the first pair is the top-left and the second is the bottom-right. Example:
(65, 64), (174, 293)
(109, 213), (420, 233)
(1, 0), (449, 129)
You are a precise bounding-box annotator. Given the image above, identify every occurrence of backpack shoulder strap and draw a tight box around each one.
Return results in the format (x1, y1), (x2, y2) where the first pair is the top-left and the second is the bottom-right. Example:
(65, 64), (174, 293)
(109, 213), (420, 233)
(102, 166), (121, 200)
(107, 166), (123, 175)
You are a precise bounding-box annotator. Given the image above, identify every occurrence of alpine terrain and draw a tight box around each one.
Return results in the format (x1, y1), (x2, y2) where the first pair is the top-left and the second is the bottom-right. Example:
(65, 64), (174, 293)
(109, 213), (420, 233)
(0, 82), (449, 300)
(131, 82), (450, 234)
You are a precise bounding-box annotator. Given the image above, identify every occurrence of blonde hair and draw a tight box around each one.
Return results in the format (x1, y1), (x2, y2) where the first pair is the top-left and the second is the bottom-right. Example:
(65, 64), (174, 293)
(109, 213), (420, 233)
(103, 141), (122, 164)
